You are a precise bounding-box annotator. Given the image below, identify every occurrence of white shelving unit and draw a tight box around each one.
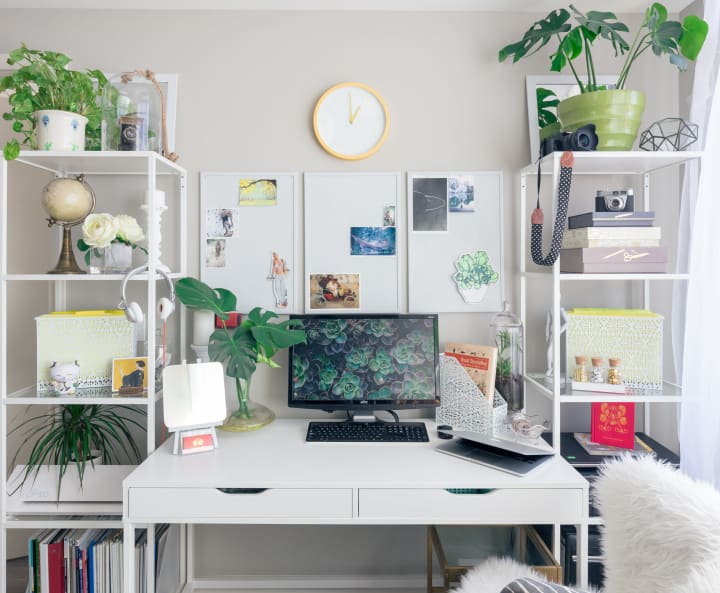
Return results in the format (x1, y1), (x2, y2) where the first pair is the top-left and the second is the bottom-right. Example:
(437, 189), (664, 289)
(519, 150), (702, 454)
(0, 151), (187, 593)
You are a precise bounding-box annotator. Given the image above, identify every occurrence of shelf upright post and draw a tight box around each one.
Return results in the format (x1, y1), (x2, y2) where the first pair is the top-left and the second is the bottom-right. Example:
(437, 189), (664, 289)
(146, 155), (158, 455)
(551, 153), (562, 456)
(520, 171), (528, 408)
(643, 172), (652, 434)
(179, 170), (188, 364)
(0, 156), (7, 593)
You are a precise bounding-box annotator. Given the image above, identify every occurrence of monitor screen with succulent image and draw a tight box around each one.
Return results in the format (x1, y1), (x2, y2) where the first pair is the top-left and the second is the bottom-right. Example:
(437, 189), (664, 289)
(288, 314), (440, 413)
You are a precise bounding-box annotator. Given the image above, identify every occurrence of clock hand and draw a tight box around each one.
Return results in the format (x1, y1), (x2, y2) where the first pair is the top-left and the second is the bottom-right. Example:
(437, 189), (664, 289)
(348, 92), (354, 124)
(350, 103), (362, 124)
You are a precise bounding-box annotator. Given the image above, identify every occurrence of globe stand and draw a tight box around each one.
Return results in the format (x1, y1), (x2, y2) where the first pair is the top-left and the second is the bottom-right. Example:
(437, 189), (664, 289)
(48, 224), (85, 274)
(41, 174), (96, 275)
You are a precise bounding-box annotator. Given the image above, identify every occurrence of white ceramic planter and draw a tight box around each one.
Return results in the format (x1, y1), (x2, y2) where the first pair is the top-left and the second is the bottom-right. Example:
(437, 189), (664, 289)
(34, 109), (88, 152)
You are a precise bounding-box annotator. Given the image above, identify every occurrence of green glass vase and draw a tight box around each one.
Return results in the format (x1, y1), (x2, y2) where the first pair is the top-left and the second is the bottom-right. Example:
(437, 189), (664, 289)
(219, 376), (275, 432)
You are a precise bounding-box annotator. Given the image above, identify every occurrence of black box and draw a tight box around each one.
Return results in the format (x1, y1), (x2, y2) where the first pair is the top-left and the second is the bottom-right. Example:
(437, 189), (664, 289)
(561, 525), (604, 588)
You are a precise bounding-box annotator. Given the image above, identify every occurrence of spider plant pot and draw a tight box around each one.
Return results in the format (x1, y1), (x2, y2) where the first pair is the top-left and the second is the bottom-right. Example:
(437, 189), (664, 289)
(557, 90), (646, 151)
(34, 109), (88, 152)
(8, 464), (135, 502)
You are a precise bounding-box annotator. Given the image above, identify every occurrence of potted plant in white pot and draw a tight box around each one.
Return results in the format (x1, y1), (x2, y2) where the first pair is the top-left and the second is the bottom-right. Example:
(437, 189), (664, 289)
(9, 404), (144, 501)
(498, 3), (708, 150)
(0, 44), (108, 160)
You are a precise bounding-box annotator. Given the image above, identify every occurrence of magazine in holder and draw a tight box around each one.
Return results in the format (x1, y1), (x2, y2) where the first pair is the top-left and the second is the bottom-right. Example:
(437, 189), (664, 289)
(436, 355), (508, 435)
(163, 361), (227, 455)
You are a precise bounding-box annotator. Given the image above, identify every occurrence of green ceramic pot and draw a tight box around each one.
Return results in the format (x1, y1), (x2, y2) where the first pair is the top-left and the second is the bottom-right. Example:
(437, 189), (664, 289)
(557, 89), (646, 151)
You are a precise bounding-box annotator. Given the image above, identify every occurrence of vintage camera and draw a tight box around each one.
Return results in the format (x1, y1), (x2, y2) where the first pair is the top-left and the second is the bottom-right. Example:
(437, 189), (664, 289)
(539, 124), (598, 158)
(595, 189), (635, 212)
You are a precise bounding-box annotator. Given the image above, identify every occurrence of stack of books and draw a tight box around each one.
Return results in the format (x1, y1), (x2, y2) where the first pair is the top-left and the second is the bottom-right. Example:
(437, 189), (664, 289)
(560, 209), (667, 273)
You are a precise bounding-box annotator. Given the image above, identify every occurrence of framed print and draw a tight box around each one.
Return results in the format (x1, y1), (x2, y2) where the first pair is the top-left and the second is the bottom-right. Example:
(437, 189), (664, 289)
(201, 172), (299, 314)
(305, 172), (401, 313)
(408, 172), (503, 313)
(112, 356), (149, 395)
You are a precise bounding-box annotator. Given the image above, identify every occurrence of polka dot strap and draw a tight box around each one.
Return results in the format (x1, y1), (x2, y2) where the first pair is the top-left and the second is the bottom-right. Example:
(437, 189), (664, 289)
(531, 151), (574, 267)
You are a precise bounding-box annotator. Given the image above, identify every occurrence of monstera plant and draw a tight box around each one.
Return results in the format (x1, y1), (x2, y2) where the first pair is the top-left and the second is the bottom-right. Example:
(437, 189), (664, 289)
(175, 277), (306, 431)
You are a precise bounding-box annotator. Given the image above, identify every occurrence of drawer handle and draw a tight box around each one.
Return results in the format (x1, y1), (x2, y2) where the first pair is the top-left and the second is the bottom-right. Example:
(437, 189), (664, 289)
(217, 488), (268, 494)
(445, 488), (496, 495)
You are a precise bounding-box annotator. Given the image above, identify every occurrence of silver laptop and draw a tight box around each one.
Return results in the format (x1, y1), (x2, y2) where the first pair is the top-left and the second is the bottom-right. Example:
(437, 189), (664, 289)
(435, 430), (554, 476)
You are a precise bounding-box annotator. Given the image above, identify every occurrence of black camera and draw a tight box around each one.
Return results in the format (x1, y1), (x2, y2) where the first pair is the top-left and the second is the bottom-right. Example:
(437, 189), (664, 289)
(540, 124), (598, 158)
(595, 189), (635, 213)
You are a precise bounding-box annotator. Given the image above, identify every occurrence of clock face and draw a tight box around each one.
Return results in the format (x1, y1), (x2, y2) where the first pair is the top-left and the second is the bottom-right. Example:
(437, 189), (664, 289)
(313, 82), (389, 160)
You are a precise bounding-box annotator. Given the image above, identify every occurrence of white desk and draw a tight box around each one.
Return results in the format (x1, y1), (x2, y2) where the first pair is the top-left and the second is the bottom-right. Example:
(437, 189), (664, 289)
(123, 419), (589, 592)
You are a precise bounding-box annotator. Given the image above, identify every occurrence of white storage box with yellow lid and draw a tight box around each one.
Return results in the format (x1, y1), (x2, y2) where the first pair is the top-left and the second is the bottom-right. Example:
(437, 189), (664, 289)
(36, 310), (135, 392)
(565, 308), (663, 390)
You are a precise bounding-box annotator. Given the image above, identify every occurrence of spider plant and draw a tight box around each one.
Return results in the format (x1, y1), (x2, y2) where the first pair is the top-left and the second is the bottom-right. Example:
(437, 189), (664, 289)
(10, 404), (145, 500)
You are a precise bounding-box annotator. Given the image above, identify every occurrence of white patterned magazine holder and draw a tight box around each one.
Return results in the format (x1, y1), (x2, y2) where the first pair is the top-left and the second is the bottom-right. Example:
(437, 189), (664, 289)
(436, 355), (508, 434)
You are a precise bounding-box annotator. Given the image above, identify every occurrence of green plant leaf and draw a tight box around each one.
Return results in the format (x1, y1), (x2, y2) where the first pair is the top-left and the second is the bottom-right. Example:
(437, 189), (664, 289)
(209, 327), (258, 380)
(3, 138), (20, 160)
(679, 15), (708, 61)
(175, 277), (231, 318)
(498, 9), (571, 63)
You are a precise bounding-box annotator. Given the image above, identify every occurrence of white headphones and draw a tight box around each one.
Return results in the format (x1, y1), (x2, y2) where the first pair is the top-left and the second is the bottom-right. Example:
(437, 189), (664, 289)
(119, 265), (176, 324)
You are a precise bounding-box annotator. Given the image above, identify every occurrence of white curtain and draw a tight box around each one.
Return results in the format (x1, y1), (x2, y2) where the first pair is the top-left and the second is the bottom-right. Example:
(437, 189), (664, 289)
(676, 2), (720, 486)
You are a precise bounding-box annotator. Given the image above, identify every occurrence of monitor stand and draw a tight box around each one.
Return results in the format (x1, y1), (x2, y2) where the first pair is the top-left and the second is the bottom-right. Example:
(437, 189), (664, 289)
(349, 412), (379, 423)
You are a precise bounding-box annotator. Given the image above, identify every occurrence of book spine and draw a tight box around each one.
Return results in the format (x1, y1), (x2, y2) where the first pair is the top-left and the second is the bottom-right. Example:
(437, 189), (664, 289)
(47, 539), (65, 593)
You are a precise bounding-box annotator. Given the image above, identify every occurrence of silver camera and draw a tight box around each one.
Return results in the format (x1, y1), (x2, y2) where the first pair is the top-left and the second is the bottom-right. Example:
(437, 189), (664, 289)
(595, 189), (634, 213)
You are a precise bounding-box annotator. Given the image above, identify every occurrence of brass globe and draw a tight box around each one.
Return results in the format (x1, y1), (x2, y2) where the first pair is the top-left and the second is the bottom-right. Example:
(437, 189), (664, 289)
(42, 175), (96, 274)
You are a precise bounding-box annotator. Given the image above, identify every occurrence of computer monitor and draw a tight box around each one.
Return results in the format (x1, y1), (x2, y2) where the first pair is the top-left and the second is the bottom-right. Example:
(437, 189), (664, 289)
(288, 314), (440, 418)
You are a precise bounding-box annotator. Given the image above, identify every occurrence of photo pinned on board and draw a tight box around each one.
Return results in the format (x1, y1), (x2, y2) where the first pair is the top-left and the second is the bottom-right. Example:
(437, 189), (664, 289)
(448, 175), (475, 212)
(206, 238), (227, 268)
(309, 273), (360, 310)
(350, 226), (396, 256)
(206, 208), (240, 238)
(383, 205), (396, 226)
(267, 251), (290, 308)
(238, 178), (278, 206)
(412, 177), (448, 232)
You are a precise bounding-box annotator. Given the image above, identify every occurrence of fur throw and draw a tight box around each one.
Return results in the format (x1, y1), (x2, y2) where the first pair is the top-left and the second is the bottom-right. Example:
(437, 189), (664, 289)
(595, 454), (720, 593)
(450, 557), (547, 593)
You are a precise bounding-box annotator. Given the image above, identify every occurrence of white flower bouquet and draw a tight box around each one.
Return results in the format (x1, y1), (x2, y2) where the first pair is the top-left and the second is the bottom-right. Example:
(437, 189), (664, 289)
(77, 213), (147, 266)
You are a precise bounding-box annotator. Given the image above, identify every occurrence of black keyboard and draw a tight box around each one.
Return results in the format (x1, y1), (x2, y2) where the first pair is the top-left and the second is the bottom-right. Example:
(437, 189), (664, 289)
(306, 421), (429, 442)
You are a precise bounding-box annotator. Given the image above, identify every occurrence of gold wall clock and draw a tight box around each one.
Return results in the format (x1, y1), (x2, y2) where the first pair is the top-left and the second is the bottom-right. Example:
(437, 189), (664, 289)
(313, 82), (389, 160)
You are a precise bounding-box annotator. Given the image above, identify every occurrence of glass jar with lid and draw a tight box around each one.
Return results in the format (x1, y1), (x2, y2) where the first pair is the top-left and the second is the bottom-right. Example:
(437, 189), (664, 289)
(489, 301), (524, 411)
(101, 73), (163, 153)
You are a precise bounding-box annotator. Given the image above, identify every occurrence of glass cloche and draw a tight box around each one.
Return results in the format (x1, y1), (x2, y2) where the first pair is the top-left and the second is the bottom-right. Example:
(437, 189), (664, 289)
(490, 301), (524, 412)
(101, 73), (163, 153)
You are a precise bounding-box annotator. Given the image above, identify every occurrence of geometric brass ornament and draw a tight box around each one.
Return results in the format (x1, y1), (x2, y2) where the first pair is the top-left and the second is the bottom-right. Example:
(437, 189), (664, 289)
(639, 117), (699, 151)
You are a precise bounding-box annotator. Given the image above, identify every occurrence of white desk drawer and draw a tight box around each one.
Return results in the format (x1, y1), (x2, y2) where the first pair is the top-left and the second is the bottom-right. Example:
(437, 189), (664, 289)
(359, 488), (582, 523)
(128, 488), (353, 520)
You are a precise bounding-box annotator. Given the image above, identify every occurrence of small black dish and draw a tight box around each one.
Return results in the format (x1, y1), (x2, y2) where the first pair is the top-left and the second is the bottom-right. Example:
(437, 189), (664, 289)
(437, 425), (453, 439)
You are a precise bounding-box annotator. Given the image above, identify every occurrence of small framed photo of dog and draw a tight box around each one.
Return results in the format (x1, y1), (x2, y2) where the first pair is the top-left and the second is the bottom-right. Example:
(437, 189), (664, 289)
(112, 356), (149, 396)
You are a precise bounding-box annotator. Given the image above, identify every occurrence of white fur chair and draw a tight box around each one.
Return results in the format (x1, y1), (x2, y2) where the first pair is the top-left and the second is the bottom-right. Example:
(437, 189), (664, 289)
(452, 455), (720, 593)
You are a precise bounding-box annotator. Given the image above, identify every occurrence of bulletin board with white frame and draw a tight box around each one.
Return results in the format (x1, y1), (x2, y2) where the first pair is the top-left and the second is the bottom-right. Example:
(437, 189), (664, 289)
(407, 171), (504, 313)
(200, 172), (300, 314)
(304, 172), (401, 313)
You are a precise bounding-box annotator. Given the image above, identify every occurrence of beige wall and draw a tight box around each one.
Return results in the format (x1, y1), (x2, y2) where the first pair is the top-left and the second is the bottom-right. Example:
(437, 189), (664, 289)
(0, 7), (689, 575)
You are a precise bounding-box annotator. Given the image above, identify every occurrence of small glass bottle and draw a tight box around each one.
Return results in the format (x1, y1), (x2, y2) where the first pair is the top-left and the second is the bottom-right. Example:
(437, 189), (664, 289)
(607, 357), (622, 385)
(573, 355), (588, 382)
(590, 356), (604, 383)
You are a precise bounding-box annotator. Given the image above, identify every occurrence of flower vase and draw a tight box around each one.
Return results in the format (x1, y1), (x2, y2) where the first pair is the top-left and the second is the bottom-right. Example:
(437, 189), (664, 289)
(220, 376), (275, 432)
(102, 243), (133, 273)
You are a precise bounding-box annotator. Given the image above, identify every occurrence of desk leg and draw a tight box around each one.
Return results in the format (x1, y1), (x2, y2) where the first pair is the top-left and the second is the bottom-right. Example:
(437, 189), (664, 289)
(124, 522), (135, 593)
(575, 521), (588, 589)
